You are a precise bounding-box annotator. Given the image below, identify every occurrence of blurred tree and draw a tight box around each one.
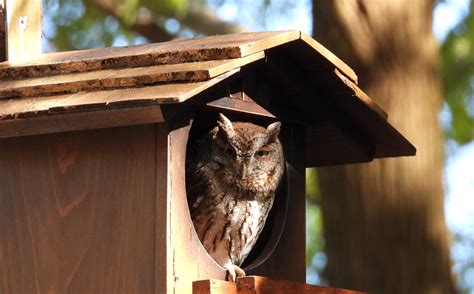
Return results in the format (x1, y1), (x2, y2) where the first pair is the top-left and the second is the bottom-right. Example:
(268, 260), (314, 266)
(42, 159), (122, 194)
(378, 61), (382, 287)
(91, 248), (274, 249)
(313, 1), (456, 293)
(43, 0), (245, 51)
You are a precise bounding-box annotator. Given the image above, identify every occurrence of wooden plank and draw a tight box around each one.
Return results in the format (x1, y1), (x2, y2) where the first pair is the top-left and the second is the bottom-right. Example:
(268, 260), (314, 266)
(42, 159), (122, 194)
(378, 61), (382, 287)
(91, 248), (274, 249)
(5, 0), (42, 61)
(333, 69), (387, 119)
(0, 53), (262, 99)
(237, 276), (369, 294)
(0, 31), (296, 79)
(155, 123), (171, 294)
(0, 105), (163, 139)
(0, 69), (239, 122)
(0, 125), (156, 293)
(206, 97), (276, 118)
(193, 279), (238, 294)
(239, 30), (300, 57)
(300, 33), (358, 84)
(327, 72), (416, 160)
(305, 125), (374, 167)
(0, 0), (5, 61)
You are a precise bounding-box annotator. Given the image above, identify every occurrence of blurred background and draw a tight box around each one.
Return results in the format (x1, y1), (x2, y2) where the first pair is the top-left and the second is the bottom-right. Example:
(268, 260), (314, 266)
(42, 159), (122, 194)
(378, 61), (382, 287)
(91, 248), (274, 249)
(41, 0), (474, 293)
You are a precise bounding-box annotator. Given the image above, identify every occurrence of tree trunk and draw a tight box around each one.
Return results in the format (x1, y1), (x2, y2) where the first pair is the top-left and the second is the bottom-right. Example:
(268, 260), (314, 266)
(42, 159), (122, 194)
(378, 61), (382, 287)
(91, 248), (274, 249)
(312, 1), (456, 293)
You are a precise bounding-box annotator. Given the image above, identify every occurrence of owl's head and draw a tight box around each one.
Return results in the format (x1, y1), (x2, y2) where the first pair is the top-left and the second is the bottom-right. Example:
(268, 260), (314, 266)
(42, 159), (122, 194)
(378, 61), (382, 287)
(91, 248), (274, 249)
(208, 113), (284, 189)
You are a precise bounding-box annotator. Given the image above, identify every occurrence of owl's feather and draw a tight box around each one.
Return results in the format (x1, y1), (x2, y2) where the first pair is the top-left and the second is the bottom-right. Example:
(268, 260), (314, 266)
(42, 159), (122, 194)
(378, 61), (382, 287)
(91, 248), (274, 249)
(186, 114), (284, 281)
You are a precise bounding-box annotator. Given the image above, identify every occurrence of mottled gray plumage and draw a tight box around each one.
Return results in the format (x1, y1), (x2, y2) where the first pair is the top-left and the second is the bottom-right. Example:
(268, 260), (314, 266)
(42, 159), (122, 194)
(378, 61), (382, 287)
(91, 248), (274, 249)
(186, 114), (284, 281)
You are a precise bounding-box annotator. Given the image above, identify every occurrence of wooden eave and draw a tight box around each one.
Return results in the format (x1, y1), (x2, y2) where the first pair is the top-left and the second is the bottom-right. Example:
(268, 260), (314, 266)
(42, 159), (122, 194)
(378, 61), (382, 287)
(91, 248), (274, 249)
(0, 30), (415, 166)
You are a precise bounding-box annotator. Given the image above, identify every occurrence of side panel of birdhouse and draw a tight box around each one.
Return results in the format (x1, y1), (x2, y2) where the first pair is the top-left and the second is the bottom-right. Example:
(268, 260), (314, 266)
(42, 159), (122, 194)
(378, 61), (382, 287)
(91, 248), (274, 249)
(0, 125), (158, 293)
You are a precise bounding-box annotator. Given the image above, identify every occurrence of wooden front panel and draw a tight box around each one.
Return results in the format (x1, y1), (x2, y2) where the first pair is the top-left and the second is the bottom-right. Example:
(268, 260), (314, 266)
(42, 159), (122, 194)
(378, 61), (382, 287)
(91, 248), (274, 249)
(0, 125), (157, 293)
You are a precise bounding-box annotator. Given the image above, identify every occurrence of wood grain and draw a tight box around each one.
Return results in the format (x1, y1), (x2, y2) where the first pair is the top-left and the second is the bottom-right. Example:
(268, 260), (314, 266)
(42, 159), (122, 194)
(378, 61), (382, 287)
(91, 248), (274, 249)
(192, 277), (368, 294)
(193, 279), (237, 294)
(0, 31), (295, 79)
(238, 276), (369, 294)
(300, 33), (357, 84)
(0, 69), (239, 123)
(0, 124), (157, 293)
(0, 53), (263, 99)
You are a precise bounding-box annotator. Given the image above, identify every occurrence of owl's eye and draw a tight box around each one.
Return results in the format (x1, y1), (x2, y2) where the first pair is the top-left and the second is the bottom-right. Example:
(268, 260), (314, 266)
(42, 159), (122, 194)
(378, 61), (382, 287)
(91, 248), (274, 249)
(224, 146), (235, 156)
(256, 150), (270, 157)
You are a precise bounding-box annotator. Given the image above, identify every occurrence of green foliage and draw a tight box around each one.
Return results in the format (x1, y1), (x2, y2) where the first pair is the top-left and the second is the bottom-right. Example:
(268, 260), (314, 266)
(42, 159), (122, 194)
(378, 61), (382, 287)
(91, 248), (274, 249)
(44, 0), (137, 51)
(43, 0), (190, 51)
(305, 168), (325, 280)
(441, 0), (474, 144)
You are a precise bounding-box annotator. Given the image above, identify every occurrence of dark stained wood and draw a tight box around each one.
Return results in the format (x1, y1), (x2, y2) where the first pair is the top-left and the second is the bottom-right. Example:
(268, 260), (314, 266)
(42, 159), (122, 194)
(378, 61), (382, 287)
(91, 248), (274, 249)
(155, 123), (170, 294)
(237, 276), (369, 294)
(300, 33), (357, 84)
(258, 49), (415, 165)
(0, 53), (263, 99)
(0, 0), (5, 61)
(0, 105), (164, 139)
(0, 124), (156, 293)
(5, 0), (42, 61)
(333, 69), (386, 119)
(305, 125), (373, 166)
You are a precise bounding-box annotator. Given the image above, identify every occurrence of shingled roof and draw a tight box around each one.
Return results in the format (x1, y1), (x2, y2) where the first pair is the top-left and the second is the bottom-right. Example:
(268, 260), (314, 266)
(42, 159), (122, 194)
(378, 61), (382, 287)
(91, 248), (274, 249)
(0, 30), (415, 166)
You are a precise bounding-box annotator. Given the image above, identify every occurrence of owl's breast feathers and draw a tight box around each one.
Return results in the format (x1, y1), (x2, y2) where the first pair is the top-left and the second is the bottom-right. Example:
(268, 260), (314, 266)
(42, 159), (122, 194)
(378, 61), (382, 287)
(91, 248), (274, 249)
(189, 162), (279, 267)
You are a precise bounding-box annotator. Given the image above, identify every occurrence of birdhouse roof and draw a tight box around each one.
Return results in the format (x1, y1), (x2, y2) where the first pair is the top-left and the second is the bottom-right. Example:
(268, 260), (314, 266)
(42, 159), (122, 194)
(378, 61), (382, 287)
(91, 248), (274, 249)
(0, 30), (415, 166)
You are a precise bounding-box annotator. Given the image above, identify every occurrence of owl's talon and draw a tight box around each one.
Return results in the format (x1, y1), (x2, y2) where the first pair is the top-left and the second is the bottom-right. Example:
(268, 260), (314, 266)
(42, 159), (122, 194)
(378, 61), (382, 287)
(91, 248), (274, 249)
(225, 264), (246, 282)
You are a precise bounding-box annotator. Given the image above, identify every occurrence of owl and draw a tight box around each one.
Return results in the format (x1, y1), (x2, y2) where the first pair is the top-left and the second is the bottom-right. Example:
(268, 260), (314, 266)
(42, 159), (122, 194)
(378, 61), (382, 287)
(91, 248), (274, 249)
(186, 113), (285, 282)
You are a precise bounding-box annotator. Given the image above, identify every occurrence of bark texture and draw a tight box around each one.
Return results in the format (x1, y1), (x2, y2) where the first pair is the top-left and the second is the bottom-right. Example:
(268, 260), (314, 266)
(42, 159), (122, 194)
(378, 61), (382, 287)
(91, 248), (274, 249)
(312, 1), (455, 293)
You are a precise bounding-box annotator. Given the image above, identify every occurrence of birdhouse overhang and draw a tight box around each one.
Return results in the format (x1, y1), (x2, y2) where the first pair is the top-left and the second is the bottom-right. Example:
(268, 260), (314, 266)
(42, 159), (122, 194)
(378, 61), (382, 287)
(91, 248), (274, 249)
(0, 30), (415, 167)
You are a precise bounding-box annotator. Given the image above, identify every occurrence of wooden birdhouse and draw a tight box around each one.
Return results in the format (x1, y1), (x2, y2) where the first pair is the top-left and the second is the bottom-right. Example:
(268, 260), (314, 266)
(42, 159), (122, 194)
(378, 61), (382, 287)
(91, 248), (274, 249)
(0, 4), (414, 294)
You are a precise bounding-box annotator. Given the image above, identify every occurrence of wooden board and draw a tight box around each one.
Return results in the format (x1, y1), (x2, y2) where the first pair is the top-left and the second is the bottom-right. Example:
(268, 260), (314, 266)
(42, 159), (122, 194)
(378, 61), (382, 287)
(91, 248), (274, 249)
(0, 30), (354, 85)
(192, 277), (368, 294)
(0, 105), (163, 139)
(300, 33), (357, 83)
(5, 0), (42, 61)
(0, 31), (298, 79)
(333, 69), (386, 119)
(0, 125), (156, 293)
(238, 276), (369, 294)
(0, 53), (263, 99)
(193, 279), (237, 294)
(0, 69), (238, 122)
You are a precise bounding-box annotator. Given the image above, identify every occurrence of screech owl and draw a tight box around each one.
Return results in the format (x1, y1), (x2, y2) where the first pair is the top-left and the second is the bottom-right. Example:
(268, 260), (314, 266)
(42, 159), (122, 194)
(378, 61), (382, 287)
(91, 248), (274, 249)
(186, 113), (285, 281)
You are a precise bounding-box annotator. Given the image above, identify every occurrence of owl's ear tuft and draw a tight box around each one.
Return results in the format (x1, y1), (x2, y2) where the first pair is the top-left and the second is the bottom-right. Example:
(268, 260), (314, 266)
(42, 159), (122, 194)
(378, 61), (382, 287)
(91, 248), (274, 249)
(266, 121), (281, 139)
(217, 113), (235, 139)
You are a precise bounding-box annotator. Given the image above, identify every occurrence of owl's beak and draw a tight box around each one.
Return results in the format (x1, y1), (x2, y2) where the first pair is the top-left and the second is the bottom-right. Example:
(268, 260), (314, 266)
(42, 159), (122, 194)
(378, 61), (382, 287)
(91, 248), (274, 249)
(241, 158), (254, 179)
(241, 166), (249, 179)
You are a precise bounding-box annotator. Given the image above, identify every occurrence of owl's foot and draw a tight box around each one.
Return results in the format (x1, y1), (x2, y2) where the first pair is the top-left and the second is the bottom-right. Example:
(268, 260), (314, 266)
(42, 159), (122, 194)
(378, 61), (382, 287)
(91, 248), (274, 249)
(224, 263), (246, 282)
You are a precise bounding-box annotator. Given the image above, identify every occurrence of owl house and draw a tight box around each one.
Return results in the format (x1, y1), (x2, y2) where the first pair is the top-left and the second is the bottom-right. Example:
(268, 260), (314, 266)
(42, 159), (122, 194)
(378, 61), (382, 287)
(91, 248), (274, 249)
(0, 31), (415, 293)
